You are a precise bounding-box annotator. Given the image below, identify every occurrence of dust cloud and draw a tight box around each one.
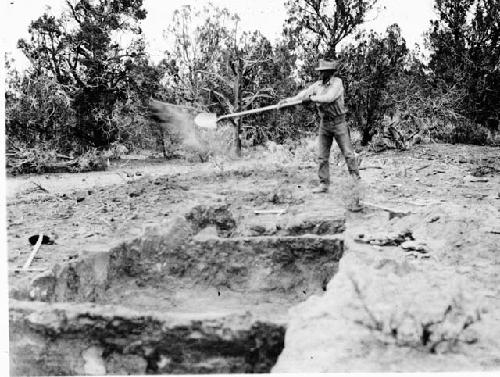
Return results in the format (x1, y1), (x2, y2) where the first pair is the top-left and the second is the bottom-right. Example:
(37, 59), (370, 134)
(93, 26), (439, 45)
(149, 99), (203, 149)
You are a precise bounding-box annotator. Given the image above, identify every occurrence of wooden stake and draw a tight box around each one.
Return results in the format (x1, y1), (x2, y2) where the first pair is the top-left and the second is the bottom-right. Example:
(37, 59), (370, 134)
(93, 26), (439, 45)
(22, 233), (43, 271)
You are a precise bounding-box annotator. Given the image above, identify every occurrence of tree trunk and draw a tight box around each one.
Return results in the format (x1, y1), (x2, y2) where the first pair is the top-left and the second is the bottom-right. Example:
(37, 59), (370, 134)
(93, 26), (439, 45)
(158, 126), (168, 159)
(361, 126), (373, 146)
(233, 59), (242, 157)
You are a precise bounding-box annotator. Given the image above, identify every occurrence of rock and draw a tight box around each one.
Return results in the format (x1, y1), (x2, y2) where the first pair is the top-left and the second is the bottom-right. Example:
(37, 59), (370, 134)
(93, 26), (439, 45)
(193, 226), (218, 241)
(129, 187), (145, 198)
(273, 253), (490, 372)
(400, 240), (430, 253)
(427, 215), (440, 223)
(464, 176), (489, 183)
(355, 230), (414, 246)
(470, 165), (497, 177)
(28, 234), (55, 246)
(284, 213), (346, 235)
(82, 346), (106, 375)
(185, 204), (237, 237)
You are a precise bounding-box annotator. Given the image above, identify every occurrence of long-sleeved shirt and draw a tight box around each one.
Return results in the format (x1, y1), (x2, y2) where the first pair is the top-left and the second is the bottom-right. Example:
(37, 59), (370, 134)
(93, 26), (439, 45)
(290, 77), (347, 119)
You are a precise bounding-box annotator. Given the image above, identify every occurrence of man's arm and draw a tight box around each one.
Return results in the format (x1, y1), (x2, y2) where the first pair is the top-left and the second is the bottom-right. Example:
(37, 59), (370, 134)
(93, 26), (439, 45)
(311, 77), (343, 103)
(278, 82), (319, 107)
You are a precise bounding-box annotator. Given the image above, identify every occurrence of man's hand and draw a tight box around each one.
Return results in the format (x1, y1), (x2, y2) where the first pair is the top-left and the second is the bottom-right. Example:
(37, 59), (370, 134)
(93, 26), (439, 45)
(302, 95), (313, 104)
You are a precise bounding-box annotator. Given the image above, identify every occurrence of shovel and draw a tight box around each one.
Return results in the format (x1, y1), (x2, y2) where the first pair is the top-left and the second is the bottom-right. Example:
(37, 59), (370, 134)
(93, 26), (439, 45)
(194, 99), (304, 129)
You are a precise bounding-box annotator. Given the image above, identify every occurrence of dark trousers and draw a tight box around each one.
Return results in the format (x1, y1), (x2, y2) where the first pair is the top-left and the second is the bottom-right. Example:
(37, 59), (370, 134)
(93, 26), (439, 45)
(318, 115), (359, 185)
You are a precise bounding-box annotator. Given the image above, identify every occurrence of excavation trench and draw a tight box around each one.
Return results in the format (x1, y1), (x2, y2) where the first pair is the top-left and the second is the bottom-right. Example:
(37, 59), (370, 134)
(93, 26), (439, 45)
(10, 204), (345, 375)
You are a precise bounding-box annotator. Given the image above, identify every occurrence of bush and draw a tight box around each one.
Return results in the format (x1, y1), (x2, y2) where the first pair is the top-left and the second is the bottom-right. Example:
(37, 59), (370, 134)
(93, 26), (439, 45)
(445, 121), (490, 145)
(6, 144), (106, 176)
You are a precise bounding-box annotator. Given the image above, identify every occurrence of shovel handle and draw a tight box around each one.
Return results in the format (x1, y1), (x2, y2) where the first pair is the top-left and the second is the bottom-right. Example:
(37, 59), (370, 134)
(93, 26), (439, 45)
(217, 99), (304, 121)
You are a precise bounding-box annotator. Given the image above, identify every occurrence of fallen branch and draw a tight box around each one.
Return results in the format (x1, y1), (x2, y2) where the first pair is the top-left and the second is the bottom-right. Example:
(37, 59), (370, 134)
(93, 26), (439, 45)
(22, 233), (43, 271)
(416, 164), (431, 172)
(10, 267), (46, 273)
(359, 165), (383, 170)
(254, 209), (287, 215)
(30, 181), (49, 193)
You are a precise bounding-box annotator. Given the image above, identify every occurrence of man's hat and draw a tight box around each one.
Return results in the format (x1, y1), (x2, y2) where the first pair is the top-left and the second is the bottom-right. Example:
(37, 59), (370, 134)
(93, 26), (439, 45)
(315, 59), (339, 71)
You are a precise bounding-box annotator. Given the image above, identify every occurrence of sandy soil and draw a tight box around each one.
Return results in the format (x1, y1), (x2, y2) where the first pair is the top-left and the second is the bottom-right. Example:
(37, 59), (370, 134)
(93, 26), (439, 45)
(6, 143), (500, 371)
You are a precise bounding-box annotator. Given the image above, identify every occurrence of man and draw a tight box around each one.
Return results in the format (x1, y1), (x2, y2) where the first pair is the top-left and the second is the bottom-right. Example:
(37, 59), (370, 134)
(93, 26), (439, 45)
(278, 59), (360, 193)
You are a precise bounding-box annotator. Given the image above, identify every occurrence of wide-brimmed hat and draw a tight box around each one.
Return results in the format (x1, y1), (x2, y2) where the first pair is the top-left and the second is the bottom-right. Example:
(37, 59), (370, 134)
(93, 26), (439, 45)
(314, 59), (339, 71)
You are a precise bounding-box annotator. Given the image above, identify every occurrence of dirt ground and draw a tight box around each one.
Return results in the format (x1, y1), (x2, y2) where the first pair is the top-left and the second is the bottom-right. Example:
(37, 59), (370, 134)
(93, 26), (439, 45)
(6, 143), (500, 371)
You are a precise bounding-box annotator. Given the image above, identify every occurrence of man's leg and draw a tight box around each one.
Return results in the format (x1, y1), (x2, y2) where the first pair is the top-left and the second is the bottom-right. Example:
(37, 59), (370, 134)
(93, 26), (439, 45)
(332, 121), (360, 178)
(317, 120), (334, 189)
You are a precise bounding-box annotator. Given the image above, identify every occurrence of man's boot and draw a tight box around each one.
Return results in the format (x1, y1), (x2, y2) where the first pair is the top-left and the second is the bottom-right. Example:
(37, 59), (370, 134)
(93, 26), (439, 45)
(347, 197), (363, 212)
(312, 183), (329, 194)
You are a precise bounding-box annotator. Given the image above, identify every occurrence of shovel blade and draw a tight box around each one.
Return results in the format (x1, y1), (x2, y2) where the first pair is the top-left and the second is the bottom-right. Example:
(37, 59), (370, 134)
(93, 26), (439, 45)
(194, 113), (217, 129)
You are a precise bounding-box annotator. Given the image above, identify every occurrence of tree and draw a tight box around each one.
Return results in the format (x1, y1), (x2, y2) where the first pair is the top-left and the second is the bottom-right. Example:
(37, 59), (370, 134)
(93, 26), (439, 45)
(284, 0), (377, 79)
(16, 0), (161, 148)
(5, 56), (76, 151)
(339, 24), (408, 145)
(428, 0), (500, 127)
(161, 4), (298, 155)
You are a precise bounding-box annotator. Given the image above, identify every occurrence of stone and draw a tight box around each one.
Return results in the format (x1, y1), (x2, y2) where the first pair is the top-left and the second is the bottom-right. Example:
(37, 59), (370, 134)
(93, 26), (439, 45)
(82, 347), (106, 375)
(185, 204), (237, 237)
(401, 240), (429, 253)
(193, 226), (218, 241)
(284, 213), (346, 235)
(273, 252), (491, 372)
(355, 230), (414, 246)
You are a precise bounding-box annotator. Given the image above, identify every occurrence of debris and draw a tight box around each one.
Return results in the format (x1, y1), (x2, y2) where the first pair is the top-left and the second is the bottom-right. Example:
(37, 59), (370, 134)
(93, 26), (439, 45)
(401, 240), (429, 253)
(347, 200), (363, 213)
(129, 188), (145, 198)
(405, 251), (431, 259)
(10, 267), (46, 273)
(9, 218), (24, 226)
(362, 202), (411, 219)
(415, 164), (431, 172)
(359, 165), (382, 170)
(355, 230), (414, 246)
(470, 165), (497, 177)
(254, 209), (287, 216)
(465, 176), (489, 183)
(23, 233), (44, 271)
(427, 215), (440, 223)
(29, 181), (49, 193)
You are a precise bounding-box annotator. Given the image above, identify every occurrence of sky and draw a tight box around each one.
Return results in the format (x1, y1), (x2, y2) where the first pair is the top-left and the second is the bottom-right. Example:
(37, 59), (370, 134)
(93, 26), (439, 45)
(2, 0), (437, 70)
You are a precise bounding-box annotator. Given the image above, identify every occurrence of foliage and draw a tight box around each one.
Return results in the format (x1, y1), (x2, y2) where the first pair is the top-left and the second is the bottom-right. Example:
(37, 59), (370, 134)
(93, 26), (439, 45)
(338, 24), (409, 145)
(6, 142), (106, 176)
(427, 0), (500, 127)
(5, 70), (76, 152)
(284, 0), (377, 79)
(12, 0), (162, 150)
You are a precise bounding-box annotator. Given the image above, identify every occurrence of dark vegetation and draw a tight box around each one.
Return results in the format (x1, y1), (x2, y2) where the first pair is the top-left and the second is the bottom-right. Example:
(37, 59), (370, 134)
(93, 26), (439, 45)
(5, 0), (499, 174)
